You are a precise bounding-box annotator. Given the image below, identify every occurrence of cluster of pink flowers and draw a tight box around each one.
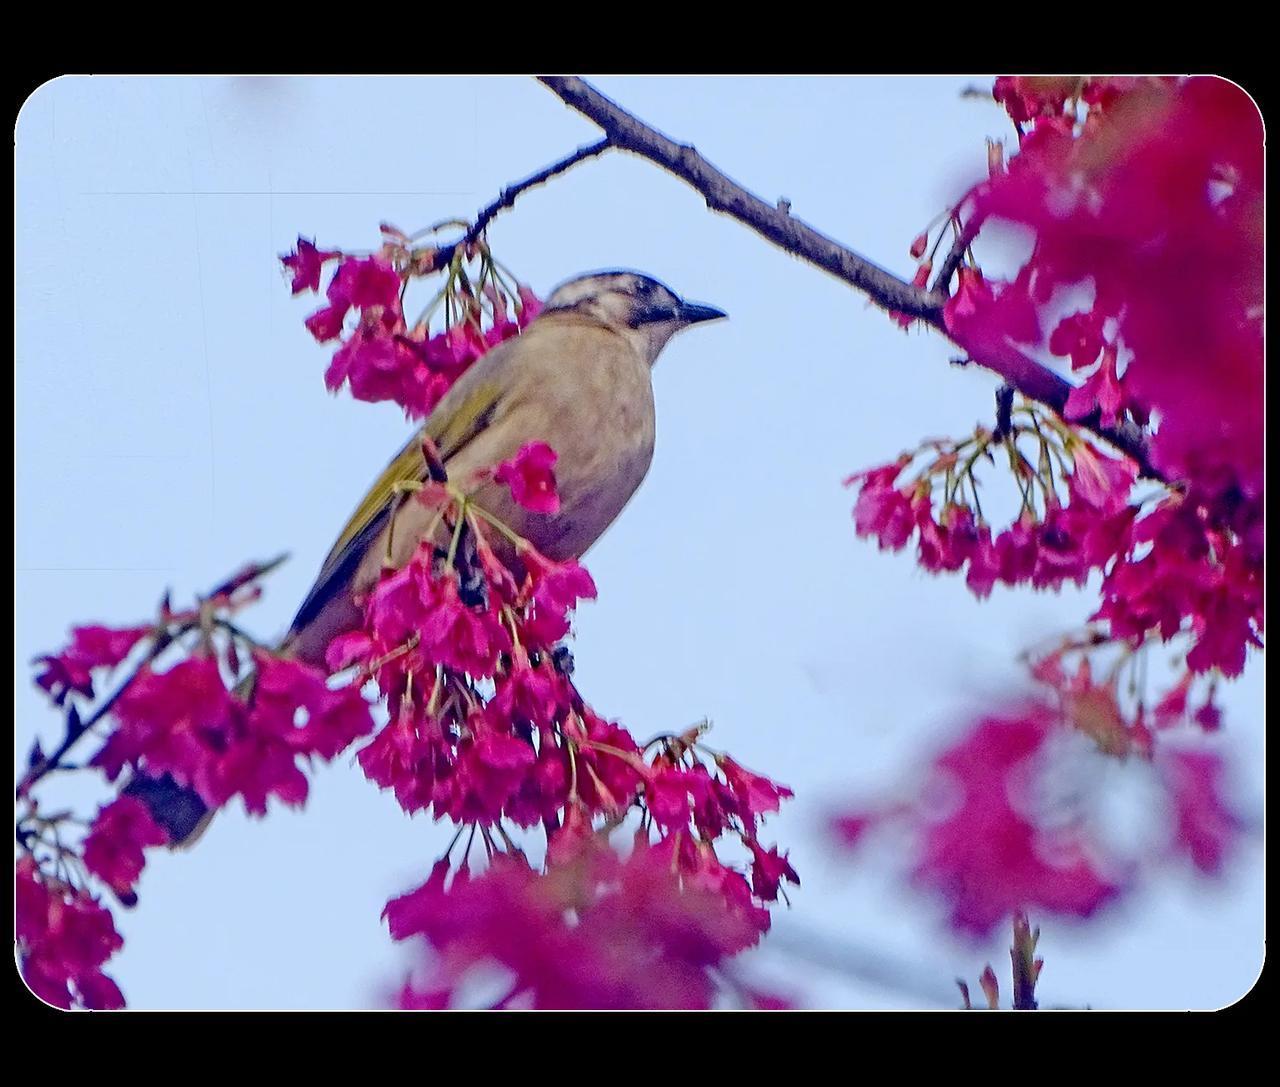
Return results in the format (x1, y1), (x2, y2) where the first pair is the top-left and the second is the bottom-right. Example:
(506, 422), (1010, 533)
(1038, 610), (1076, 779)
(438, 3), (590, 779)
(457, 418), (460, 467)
(860, 78), (1263, 685)
(22, 80), (1259, 1006)
(835, 709), (1124, 936)
(833, 704), (1243, 938)
(92, 652), (373, 818)
(833, 626), (1247, 938)
(388, 833), (783, 1009)
(284, 230), (542, 420)
(316, 436), (796, 1006)
(81, 796), (170, 903)
(1095, 494), (1262, 677)
(284, 228), (800, 1005)
(850, 433), (1261, 680)
(848, 413), (1139, 596)
(1030, 637), (1244, 877)
(17, 560), (376, 1007)
(1031, 631), (1226, 751)
(979, 79), (1262, 515)
(16, 856), (125, 1010)
(846, 164), (1255, 945)
(35, 623), (151, 706)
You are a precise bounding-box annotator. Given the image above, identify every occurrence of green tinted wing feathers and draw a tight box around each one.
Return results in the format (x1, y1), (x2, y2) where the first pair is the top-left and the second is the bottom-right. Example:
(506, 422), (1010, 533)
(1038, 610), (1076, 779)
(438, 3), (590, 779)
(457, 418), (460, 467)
(286, 377), (505, 638)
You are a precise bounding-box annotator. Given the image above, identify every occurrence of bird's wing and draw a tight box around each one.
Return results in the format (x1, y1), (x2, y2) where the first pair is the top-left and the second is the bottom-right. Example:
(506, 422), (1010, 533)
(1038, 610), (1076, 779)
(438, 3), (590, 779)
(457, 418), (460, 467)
(286, 364), (510, 639)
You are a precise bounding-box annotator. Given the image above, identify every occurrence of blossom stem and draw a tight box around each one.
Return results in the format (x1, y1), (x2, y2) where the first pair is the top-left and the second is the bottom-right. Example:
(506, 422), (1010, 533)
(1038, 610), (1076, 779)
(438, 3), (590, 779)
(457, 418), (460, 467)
(566, 738), (579, 801)
(465, 503), (527, 548)
(580, 759), (618, 810)
(411, 285), (449, 332)
(410, 218), (471, 242)
(577, 739), (650, 774)
(495, 823), (522, 855)
(17, 627), (179, 797)
(440, 822), (467, 865)
(366, 636), (421, 674)
(427, 666), (444, 716)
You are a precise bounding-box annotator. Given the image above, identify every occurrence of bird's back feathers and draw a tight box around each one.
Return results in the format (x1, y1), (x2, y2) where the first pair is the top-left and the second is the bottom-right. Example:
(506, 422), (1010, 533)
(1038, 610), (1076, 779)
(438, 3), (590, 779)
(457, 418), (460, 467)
(286, 372), (506, 639)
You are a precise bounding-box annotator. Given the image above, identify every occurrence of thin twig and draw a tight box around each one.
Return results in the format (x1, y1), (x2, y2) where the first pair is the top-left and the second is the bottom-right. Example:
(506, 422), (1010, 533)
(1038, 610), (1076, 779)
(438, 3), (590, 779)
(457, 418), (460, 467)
(464, 138), (612, 247)
(18, 633), (174, 798)
(992, 384), (1016, 442)
(1010, 911), (1041, 1010)
(17, 557), (289, 798)
(426, 138), (613, 273)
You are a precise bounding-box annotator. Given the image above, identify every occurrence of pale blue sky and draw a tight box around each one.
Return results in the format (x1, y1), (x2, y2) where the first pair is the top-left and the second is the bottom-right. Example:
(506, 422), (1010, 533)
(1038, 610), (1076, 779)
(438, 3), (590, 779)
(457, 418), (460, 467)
(15, 76), (1264, 1010)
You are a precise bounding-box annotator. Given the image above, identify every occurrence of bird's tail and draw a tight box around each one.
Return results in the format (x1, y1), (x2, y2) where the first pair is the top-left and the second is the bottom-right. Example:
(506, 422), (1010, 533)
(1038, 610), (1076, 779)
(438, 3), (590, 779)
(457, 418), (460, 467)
(122, 667), (260, 851)
(119, 554), (301, 855)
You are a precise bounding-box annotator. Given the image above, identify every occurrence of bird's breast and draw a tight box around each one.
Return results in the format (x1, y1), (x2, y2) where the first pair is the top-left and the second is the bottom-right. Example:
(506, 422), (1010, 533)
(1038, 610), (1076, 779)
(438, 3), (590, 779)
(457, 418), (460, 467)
(532, 340), (656, 560)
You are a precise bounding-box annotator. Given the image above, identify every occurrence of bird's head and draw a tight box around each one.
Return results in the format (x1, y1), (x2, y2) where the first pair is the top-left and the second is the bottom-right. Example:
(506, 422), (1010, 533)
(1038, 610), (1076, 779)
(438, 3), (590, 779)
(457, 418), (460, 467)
(543, 270), (726, 366)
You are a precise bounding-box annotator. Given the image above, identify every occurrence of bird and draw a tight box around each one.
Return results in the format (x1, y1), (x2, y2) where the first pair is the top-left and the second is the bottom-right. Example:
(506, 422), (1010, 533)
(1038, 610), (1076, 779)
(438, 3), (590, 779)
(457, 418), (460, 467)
(126, 270), (726, 847)
(283, 269), (726, 667)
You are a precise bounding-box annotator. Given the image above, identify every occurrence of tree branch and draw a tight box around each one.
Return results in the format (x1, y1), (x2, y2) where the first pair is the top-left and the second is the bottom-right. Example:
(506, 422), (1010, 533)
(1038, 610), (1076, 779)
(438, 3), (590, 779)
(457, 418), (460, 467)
(16, 555), (289, 799)
(428, 137), (614, 272)
(538, 77), (941, 321)
(464, 137), (613, 247)
(536, 76), (1160, 480)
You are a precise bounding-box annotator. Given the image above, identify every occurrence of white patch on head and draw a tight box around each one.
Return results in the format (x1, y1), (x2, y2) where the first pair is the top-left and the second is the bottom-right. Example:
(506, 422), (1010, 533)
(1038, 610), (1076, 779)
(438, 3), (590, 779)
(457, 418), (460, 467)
(542, 271), (691, 366)
(546, 275), (608, 309)
(545, 272), (647, 311)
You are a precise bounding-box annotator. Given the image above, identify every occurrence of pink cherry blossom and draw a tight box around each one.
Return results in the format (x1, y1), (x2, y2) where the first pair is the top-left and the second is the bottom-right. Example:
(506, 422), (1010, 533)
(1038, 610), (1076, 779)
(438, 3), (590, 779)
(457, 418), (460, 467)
(280, 236), (340, 295)
(16, 856), (126, 1010)
(82, 796), (169, 899)
(495, 441), (561, 514)
(35, 623), (152, 705)
(1157, 748), (1243, 876)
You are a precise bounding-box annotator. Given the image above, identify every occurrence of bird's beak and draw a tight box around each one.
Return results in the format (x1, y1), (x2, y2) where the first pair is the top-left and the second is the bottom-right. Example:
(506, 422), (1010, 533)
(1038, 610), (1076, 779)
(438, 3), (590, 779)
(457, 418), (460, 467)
(676, 299), (728, 324)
